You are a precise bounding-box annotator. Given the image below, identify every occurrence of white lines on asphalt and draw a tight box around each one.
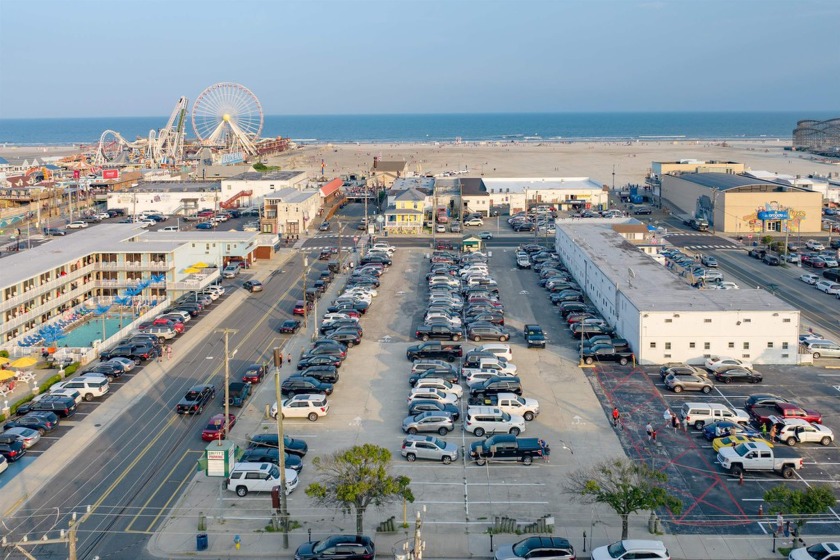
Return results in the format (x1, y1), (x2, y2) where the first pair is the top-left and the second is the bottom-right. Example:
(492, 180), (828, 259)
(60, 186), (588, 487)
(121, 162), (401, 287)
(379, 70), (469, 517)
(463, 501), (550, 505)
(464, 481), (546, 486)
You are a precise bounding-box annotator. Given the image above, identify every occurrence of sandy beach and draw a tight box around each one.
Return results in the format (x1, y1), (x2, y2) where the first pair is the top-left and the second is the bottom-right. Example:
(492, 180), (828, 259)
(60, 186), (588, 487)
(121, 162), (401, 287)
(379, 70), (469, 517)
(2, 140), (835, 187)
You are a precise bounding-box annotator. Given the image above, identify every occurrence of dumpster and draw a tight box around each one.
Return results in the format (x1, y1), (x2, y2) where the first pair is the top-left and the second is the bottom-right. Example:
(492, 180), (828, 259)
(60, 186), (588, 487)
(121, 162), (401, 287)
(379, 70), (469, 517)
(197, 533), (208, 551)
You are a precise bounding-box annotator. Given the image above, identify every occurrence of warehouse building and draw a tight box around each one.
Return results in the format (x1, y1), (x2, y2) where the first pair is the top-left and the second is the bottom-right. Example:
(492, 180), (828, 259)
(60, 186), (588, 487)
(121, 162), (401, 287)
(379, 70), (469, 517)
(554, 222), (800, 365)
(661, 172), (823, 235)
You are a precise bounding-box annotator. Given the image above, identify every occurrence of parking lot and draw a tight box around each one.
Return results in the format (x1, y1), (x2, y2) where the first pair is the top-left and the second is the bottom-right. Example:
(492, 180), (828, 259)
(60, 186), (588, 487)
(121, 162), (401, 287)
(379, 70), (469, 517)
(223, 244), (624, 540)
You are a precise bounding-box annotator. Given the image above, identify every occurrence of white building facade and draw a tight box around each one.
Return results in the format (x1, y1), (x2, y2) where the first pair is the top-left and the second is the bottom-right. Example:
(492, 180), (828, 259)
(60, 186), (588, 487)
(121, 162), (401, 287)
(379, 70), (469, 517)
(221, 171), (308, 209)
(555, 223), (800, 365)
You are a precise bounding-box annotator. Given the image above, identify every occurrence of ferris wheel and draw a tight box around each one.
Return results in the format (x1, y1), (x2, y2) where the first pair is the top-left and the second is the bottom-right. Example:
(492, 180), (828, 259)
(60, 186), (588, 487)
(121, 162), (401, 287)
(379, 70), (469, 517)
(191, 82), (263, 155)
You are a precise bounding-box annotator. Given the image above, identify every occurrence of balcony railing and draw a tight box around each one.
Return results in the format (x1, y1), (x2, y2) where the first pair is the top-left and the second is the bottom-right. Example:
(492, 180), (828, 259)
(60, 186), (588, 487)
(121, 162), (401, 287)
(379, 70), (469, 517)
(0, 263), (96, 312)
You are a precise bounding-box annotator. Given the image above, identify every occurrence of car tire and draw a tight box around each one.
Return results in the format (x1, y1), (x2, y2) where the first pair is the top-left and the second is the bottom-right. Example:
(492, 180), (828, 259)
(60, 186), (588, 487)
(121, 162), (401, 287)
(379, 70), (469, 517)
(702, 386), (712, 394)
(501, 335), (509, 342)
(523, 456), (533, 466)
(474, 427), (485, 437)
(476, 457), (486, 466)
(438, 427), (449, 436)
(408, 428), (418, 435)
(730, 465), (743, 477)
(236, 486), (248, 497)
(308, 412), (319, 422)
(813, 352), (821, 359)
(724, 378), (732, 384)
(782, 465), (795, 479)
(473, 335), (481, 342)
(672, 385), (683, 393)
(452, 335), (461, 341)
(524, 412), (534, 421)
(421, 335), (429, 341)
(584, 357), (594, 365)
(786, 437), (797, 446)
(442, 455), (452, 465)
(510, 427), (521, 436)
(84, 393), (94, 402)
(37, 427), (46, 435)
(619, 357), (628, 366)
(695, 420), (705, 430)
(821, 436), (832, 446)
(405, 453), (416, 462)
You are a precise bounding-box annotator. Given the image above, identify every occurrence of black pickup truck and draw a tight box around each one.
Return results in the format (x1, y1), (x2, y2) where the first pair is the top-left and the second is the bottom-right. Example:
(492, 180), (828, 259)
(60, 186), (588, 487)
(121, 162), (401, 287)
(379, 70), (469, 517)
(468, 434), (547, 466)
(415, 324), (462, 342)
(176, 385), (216, 415)
(406, 341), (463, 362)
(581, 344), (635, 366)
(100, 343), (159, 363)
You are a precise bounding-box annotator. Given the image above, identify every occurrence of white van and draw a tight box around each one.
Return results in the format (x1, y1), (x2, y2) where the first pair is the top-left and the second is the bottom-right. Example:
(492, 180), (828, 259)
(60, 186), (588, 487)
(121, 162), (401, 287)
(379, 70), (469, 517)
(679, 402), (750, 429)
(54, 377), (110, 401)
(807, 340), (840, 359)
(160, 225), (180, 232)
(226, 462), (299, 497)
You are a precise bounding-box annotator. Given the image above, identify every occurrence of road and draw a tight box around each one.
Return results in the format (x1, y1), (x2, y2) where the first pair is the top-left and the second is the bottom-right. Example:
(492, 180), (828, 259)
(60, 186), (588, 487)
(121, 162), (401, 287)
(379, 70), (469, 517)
(3, 253), (318, 559)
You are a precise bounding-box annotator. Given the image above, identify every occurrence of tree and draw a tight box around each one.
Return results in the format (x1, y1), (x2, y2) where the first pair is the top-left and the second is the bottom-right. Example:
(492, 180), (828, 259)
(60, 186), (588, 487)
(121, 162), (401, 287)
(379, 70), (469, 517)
(764, 484), (837, 540)
(305, 444), (414, 534)
(564, 458), (682, 539)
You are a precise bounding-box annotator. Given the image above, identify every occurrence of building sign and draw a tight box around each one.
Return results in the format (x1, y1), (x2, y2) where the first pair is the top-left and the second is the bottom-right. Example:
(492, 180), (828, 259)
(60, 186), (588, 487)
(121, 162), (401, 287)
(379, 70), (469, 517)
(103, 169), (119, 180)
(220, 152), (244, 165)
(757, 210), (790, 221)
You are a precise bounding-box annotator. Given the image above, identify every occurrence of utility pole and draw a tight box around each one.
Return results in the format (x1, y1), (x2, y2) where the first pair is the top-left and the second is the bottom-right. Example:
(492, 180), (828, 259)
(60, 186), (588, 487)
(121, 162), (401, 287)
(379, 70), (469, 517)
(302, 255), (309, 328)
(215, 328), (237, 443)
(273, 348), (290, 548)
(1, 505), (93, 560)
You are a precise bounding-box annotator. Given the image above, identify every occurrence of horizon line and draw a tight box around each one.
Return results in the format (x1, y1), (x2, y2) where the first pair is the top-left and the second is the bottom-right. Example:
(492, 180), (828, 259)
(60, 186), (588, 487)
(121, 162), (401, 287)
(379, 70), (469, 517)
(1, 109), (838, 121)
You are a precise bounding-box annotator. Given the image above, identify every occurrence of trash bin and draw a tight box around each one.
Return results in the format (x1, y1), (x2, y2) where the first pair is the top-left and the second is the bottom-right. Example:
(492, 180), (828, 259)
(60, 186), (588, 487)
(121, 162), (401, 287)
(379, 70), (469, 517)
(196, 533), (208, 551)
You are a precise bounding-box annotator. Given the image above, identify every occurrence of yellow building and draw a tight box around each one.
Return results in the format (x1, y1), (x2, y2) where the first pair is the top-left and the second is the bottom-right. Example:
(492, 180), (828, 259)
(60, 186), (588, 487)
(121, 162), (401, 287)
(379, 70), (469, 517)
(384, 188), (427, 233)
(652, 160), (745, 177)
(662, 173), (823, 235)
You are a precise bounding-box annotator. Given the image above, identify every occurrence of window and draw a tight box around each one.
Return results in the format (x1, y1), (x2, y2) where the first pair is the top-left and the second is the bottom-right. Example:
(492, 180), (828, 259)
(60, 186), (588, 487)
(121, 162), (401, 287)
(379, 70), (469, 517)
(650, 342), (656, 348)
(689, 342), (696, 349)
(743, 342), (750, 350)
(743, 354), (751, 358)
(665, 318), (672, 323)
(704, 342), (710, 350)
(665, 342), (671, 350)
(704, 319), (712, 323)
(782, 342), (789, 350)
(767, 342), (774, 349)
(783, 318), (791, 323)
(743, 318), (751, 323)
(728, 342), (735, 348)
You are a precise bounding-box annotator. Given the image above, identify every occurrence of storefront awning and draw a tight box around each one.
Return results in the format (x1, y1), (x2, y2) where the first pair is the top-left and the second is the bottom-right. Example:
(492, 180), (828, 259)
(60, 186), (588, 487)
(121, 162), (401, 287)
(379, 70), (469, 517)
(320, 178), (343, 198)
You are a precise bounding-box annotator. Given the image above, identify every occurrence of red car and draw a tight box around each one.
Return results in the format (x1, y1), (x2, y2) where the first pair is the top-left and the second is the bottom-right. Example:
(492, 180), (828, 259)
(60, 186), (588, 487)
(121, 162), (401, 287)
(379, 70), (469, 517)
(153, 317), (184, 333)
(293, 300), (313, 316)
(197, 209), (215, 218)
(201, 413), (237, 441)
(241, 363), (266, 384)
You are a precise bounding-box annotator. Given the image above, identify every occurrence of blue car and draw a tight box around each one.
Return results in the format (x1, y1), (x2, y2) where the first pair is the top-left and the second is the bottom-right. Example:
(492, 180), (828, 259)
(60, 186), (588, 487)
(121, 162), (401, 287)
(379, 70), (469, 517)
(196, 222), (214, 230)
(703, 420), (760, 441)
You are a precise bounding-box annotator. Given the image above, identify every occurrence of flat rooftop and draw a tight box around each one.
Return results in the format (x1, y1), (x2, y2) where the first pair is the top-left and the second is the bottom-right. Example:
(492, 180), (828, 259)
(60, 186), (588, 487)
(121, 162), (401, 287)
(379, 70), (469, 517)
(559, 223), (798, 313)
(132, 181), (220, 192)
(265, 188), (320, 203)
(227, 171), (305, 181)
(483, 177), (605, 193)
(140, 230), (258, 243)
(671, 172), (797, 192)
(391, 177), (435, 191)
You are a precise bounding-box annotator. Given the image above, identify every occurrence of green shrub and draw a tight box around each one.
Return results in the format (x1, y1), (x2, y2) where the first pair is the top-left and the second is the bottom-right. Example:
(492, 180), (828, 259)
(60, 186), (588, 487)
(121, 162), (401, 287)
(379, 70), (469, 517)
(39, 374), (62, 393)
(64, 362), (79, 375)
(0, 350), (9, 358)
(11, 395), (34, 416)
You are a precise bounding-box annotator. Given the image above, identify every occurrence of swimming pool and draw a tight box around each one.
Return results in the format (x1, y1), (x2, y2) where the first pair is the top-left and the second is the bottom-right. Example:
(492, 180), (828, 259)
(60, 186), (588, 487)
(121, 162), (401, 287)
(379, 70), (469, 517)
(59, 314), (137, 348)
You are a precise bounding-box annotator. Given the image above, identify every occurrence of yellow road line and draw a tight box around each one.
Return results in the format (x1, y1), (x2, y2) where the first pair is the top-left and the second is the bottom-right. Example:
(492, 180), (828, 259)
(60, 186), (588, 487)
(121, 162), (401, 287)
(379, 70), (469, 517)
(124, 449), (200, 532)
(88, 265), (300, 519)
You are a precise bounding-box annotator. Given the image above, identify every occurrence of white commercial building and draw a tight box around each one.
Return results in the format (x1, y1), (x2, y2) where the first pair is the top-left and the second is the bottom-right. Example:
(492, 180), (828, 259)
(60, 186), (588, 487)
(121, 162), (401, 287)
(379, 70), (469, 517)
(106, 182), (221, 216)
(221, 171), (308, 209)
(554, 223), (800, 365)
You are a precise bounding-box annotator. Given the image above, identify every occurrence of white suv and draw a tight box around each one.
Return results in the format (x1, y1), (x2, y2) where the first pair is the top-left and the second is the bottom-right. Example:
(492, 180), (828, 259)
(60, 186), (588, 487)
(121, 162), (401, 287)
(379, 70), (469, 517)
(592, 540), (670, 560)
(226, 462), (298, 497)
(463, 406), (525, 437)
(413, 379), (463, 399)
(271, 394), (330, 421)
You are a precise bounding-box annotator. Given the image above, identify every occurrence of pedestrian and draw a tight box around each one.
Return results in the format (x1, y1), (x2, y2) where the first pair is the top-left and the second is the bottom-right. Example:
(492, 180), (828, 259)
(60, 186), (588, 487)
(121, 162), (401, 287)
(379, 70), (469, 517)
(769, 424), (777, 442)
(287, 354), (291, 365)
(611, 406), (620, 428)
(776, 513), (784, 536)
(157, 351), (163, 364)
(278, 351), (284, 368)
(651, 428), (657, 442)
(166, 345), (172, 360)
(646, 422), (654, 440)
(783, 520), (791, 544)
(662, 408), (671, 427)
(671, 412), (680, 432)
(538, 439), (550, 463)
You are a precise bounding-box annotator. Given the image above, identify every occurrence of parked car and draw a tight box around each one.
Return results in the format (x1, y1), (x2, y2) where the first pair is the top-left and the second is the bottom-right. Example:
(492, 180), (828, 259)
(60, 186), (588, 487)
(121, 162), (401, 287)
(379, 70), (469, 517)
(271, 394), (330, 421)
(243, 280), (263, 293)
(0, 434), (26, 462)
(407, 399), (460, 421)
(494, 536), (575, 560)
(714, 366), (763, 384)
(281, 376), (333, 396)
(704, 356), (752, 372)
(293, 534), (375, 560)
(247, 433), (308, 457)
(66, 221), (89, 229)
(239, 447), (303, 472)
(665, 373), (714, 394)
(402, 411), (455, 435)
(401, 435), (459, 463)
(201, 413), (237, 441)
(279, 319), (302, 334)
(591, 540), (669, 560)
(176, 385), (216, 414)
(4, 411), (59, 435)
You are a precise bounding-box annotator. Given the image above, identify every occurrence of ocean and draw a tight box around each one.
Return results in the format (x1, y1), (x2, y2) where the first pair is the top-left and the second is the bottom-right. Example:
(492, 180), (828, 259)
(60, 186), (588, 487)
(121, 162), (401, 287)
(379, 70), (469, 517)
(0, 112), (836, 146)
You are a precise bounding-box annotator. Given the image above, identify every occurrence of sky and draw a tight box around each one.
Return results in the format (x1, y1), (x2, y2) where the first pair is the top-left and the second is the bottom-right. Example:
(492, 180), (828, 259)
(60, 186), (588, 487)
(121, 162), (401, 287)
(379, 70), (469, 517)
(1, 0), (838, 118)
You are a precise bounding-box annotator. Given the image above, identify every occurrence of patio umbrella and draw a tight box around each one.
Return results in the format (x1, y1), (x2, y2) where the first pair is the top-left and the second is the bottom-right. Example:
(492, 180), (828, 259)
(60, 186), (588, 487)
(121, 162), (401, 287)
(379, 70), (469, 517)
(0, 369), (15, 382)
(183, 267), (200, 274)
(0, 356), (9, 366)
(192, 262), (209, 269)
(10, 356), (38, 368)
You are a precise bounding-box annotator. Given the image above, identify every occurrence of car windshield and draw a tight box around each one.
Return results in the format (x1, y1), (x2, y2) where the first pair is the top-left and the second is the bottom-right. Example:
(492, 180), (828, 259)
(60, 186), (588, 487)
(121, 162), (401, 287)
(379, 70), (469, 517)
(185, 391), (201, 401)
(606, 542), (627, 557)
(431, 437), (445, 448)
(805, 544), (832, 559)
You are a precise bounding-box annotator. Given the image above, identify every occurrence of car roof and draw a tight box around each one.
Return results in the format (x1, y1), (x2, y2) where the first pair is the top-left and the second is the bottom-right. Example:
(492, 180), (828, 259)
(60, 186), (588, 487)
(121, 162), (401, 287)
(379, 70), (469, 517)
(620, 539), (667, 551)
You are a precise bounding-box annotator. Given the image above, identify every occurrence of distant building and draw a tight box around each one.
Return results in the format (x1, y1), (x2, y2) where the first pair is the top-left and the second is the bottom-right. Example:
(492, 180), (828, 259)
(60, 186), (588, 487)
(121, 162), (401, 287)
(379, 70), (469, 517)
(662, 172), (823, 234)
(262, 188), (321, 237)
(651, 160), (746, 177)
(220, 171), (308, 209)
(554, 222), (800, 365)
(463, 177), (609, 216)
(106, 182), (221, 216)
(369, 159), (408, 188)
(384, 188), (428, 233)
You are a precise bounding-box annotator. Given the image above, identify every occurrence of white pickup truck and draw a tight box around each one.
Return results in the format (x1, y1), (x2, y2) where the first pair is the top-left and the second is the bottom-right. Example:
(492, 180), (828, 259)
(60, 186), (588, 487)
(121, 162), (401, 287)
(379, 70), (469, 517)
(462, 358), (517, 377)
(466, 392), (540, 421)
(717, 441), (803, 479)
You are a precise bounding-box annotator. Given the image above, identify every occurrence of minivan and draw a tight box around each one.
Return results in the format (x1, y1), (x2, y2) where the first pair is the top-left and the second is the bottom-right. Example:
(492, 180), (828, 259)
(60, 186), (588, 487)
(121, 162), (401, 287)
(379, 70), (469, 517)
(225, 462), (298, 497)
(54, 377), (110, 401)
(464, 406), (525, 437)
(807, 340), (840, 359)
(475, 343), (513, 362)
(680, 402), (750, 429)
